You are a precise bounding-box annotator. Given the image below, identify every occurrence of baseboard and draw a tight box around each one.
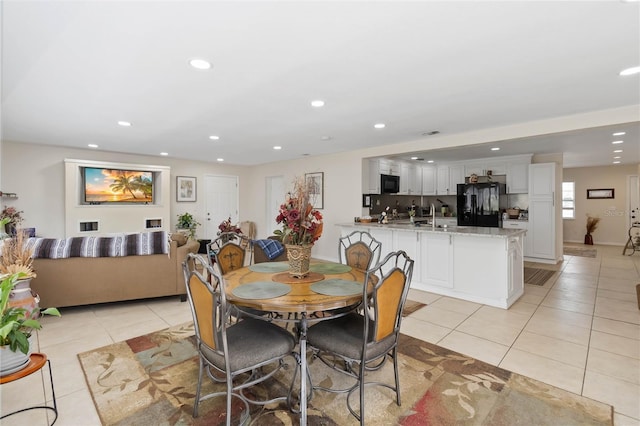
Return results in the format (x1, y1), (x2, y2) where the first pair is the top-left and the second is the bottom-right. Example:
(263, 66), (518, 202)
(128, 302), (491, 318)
(563, 239), (625, 247)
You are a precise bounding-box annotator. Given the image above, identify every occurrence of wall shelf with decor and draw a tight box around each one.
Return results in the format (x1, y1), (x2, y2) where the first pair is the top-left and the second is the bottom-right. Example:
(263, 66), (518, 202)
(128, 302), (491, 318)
(0, 192), (18, 198)
(65, 159), (171, 237)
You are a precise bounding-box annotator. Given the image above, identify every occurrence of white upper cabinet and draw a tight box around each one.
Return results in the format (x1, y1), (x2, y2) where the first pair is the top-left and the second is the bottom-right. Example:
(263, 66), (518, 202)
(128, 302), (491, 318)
(421, 165), (436, 195)
(436, 164), (465, 195)
(436, 166), (450, 195)
(399, 162), (409, 194)
(465, 160), (507, 177)
(506, 155), (532, 194)
(367, 159), (381, 194)
(408, 164), (422, 195)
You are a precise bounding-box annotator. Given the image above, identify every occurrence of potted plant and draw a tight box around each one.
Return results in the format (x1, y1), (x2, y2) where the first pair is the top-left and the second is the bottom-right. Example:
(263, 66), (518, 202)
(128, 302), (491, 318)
(0, 207), (23, 236)
(0, 272), (60, 374)
(176, 212), (201, 240)
(584, 215), (601, 245)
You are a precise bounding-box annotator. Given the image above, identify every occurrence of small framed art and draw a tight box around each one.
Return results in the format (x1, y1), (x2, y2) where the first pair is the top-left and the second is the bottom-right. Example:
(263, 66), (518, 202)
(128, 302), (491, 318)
(177, 176), (197, 202)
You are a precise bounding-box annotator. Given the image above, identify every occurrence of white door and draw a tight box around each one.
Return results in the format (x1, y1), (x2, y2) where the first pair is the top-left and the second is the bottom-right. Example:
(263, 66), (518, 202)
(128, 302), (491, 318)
(266, 175), (285, 237)
(204, 175), (238, 240)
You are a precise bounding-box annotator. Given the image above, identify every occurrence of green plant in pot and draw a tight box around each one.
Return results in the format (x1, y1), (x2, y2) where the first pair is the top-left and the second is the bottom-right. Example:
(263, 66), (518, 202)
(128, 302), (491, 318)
(0, 272), (60, 374)
(176, 212), (201, 240)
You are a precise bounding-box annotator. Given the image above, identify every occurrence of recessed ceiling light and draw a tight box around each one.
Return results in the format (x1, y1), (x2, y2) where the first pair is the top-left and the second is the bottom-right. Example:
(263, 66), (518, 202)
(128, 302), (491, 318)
(160, 152), (169, 156)
(620, 66), (640, 76)
(411, 156), (419, 160)
(273, 146), (282, 150)
(217, 158), (224, 162)
(613, 161), (621, 164)
(612, 140), (624, 144)
(614, 149), (623, 153)
(117, 121), (131, 127)
(209, 135), (220, 140)
(613, 132), (626, 136)
(491, 147), (500, 151)
(614, 156), (621, 159)
(427, 160), (434, 164)
(374, 123), (386, 129)
(311, 100), (325, 108)
(189, 58), (211, 70)
(87, 144), (98, 148)
(320, 136), (332, 141)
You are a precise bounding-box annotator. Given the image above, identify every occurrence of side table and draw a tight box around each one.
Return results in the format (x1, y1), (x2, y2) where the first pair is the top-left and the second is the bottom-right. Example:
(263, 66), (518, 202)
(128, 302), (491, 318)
(0, 353), (58, 425)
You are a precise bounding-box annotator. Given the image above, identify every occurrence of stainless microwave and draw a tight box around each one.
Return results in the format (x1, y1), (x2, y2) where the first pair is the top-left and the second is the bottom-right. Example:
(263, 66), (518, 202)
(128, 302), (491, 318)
(381, 174), (400, 193)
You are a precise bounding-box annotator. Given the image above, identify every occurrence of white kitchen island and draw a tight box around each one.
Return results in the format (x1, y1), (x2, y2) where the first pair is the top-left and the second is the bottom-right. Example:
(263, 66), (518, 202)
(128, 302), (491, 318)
(338, 222), (526, 309)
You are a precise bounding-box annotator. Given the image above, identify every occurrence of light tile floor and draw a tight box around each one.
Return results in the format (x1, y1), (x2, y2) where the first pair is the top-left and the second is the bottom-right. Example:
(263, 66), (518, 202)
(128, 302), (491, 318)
(1, 244), (639, 425)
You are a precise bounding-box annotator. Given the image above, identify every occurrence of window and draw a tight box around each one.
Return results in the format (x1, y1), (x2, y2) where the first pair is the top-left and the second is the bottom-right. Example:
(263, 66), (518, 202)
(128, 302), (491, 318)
(562, 182), (575, 219)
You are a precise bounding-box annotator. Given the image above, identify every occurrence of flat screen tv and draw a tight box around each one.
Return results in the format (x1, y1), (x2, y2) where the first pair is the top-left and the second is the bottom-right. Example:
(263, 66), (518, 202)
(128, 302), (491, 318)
(83, 167), (154, 204)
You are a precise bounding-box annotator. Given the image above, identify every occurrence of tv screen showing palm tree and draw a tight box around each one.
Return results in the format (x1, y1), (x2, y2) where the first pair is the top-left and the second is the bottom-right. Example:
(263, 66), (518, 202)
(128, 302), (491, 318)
(83, 167), (154, 204)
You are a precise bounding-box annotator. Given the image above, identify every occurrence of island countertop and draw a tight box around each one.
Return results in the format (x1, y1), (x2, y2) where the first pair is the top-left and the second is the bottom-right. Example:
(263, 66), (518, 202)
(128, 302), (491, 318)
(338, 222), (526, 238)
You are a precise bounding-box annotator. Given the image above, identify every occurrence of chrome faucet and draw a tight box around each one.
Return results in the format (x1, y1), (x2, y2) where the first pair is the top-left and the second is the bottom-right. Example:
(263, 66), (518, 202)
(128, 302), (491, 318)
(430, 203), (436, 229)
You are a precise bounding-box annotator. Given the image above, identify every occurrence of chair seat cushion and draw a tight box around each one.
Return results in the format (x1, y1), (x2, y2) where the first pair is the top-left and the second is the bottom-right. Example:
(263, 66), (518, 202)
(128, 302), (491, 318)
(307, 313), (395, 361)
(201, 318), (295, 372)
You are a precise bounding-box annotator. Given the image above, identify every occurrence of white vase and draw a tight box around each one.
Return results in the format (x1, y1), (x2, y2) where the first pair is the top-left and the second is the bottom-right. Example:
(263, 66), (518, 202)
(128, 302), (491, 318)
(0, 336), (34, 376)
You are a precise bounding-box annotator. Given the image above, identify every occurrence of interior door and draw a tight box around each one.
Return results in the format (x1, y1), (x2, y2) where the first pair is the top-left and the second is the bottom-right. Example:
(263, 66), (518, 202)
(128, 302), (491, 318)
(204, 175), (239, 240)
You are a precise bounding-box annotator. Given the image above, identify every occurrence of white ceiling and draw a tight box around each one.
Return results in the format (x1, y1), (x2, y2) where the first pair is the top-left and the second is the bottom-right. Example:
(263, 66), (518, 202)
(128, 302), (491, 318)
(2, 1), (639, 168)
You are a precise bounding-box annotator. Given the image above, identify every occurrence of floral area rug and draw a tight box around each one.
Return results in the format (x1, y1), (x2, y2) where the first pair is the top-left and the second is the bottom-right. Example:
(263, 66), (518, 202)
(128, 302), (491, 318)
(78, 322), (612, 426)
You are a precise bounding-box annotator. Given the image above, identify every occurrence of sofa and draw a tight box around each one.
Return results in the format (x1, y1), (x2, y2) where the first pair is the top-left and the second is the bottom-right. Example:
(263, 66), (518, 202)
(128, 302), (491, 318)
(29, 231), (199, 308)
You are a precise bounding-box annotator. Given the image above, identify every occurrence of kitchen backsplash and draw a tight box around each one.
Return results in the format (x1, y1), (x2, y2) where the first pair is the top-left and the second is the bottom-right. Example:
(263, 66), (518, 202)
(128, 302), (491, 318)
(366, 193), (530, 217)
(368, 194), (458, 216)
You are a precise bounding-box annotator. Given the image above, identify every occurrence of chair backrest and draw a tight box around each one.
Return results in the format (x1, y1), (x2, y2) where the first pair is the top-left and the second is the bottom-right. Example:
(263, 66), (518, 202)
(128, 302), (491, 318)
(362, 250), (413, 344)
(207, 232), (250, 274)
(338, 231), (382, 270)
(183, 253), (227, 355)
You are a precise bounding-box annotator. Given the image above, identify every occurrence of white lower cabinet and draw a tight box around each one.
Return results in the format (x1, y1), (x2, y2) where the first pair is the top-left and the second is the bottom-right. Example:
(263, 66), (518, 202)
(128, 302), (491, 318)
(420, 232), (453, 288)
(502, 220), (532, 258)
(393, 231), (421, 279)
(338, 224), (525, 309)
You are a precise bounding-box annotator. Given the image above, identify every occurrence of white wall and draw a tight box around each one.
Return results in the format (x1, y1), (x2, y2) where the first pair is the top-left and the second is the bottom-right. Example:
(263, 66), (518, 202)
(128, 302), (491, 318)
(563, 164), (638, 245)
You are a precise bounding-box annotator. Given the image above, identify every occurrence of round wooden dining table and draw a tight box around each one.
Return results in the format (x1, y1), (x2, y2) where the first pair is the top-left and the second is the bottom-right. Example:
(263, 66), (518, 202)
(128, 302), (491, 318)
(223, 261), (369, 426)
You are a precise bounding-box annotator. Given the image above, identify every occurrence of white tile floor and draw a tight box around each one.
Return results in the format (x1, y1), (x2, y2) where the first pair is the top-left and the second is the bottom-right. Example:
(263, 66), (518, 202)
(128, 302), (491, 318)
(1, 244), (639, 425)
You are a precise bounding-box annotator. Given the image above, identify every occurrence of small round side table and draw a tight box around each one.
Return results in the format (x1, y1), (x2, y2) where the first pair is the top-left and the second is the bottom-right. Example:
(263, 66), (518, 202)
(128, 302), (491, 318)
(0, 353), (58, 425)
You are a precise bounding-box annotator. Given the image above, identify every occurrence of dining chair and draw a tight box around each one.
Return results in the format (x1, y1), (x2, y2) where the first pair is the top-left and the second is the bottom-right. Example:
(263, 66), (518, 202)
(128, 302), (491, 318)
(182, 253), (296, 425)
(307, 250), (414, 425)
(338, 230), (382, 270)
(207, 232), (252, 273)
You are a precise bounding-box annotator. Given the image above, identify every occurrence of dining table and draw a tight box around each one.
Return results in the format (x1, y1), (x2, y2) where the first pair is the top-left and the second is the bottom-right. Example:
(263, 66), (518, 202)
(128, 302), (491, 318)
(223, 260), (369, 426)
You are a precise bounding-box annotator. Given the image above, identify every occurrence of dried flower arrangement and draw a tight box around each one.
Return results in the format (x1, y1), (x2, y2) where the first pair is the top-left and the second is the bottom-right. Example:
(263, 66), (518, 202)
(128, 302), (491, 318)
(586, 215), (601, 234)
(0, 227), (36, 278)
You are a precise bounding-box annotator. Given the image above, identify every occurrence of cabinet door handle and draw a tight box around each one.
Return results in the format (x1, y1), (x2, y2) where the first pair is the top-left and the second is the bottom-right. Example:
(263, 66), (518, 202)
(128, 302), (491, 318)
(552, 191), (555, 206)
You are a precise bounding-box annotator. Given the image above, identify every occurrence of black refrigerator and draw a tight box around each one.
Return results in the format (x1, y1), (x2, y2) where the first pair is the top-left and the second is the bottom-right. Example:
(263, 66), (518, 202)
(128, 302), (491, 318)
(457, 182), (505, 227)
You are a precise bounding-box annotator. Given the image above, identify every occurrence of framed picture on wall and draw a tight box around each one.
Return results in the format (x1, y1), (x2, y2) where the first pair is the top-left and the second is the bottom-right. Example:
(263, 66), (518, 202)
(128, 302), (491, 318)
(586, 188), (614, 199)
(177, 176), (197, 202)
(305, 172), (324, 209)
